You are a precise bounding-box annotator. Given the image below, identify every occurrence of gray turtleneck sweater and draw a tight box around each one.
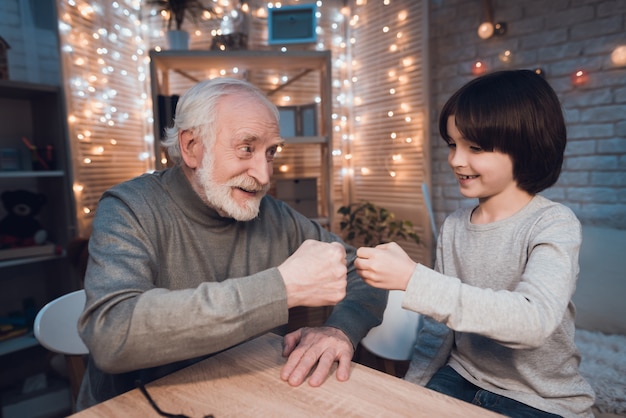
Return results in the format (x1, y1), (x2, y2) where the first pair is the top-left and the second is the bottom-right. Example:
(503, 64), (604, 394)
(76, 165), (386, 410)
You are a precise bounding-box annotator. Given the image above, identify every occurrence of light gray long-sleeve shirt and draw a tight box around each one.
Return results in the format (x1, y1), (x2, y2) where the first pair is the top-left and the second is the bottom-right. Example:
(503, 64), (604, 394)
(76, 165), (386, 409)
(403, 195), (595, 418)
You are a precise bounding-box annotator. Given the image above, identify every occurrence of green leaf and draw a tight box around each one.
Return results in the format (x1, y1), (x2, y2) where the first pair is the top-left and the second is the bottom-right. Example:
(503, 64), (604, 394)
(337, 200), (421, 247)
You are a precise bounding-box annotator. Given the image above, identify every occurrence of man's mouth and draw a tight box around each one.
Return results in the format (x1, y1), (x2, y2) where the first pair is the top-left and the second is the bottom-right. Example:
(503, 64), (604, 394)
(236, 186), (259, 195)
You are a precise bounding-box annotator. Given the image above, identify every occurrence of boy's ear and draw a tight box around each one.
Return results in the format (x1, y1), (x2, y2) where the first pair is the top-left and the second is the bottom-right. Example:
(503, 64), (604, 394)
(179, 130), (203, 168)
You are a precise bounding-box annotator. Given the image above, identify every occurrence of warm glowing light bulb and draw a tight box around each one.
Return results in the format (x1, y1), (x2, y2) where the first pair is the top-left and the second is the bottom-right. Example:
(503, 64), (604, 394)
(472, 60), (487, 75)
(571, 69), (589, 86)
(611, 45), (626, 66)
(256, 7), (267, 18)
(499, 50), (512, 63)
(477, 22), (494, 39)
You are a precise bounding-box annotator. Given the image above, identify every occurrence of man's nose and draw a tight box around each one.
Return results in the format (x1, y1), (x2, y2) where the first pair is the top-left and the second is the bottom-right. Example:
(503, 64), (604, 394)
(248, 154), (271, 185)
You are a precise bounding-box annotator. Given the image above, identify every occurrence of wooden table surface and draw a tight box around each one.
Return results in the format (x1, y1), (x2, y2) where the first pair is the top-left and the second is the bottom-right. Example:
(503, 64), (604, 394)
(71, 333), (502, 417)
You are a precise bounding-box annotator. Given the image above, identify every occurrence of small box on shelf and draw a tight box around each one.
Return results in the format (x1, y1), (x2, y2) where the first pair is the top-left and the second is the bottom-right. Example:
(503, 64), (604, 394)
(0, 148), (21, 171)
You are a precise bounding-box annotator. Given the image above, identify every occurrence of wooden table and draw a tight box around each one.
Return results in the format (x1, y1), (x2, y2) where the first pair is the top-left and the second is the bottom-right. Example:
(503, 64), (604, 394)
(70, 333), (502, 417)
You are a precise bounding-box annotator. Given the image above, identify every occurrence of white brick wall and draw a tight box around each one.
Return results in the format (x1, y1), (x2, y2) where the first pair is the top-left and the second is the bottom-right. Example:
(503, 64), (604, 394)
(429, 0), (626, 229)
(0, 0), (61, 85)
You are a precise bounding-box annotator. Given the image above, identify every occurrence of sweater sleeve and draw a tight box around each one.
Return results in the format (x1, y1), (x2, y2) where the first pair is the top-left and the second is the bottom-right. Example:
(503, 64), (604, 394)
(402, 207), (581, 350)
(79, 194), (289, 374)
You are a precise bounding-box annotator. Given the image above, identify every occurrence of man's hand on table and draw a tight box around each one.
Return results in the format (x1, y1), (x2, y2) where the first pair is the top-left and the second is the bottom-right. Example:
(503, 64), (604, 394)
(281, 326), (354, 387)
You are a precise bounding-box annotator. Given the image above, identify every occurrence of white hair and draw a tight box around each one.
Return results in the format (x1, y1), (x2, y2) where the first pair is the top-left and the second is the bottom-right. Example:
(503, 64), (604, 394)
(161, 77), (279, 165)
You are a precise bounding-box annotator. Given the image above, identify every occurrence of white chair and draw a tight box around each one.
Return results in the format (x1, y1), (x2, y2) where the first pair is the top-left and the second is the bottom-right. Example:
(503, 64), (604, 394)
(360, 290), (420, 374)
(33, 289), (88, 408)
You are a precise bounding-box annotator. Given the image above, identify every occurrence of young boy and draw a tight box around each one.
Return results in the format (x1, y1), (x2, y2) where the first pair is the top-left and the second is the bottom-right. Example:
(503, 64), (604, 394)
(355, 70), (595, 418)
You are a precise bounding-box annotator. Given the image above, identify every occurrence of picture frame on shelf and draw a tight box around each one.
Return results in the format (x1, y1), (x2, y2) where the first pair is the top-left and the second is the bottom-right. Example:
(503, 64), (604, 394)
(278, 106), (298, 138)
(277, 104), (318, 137)
(268, 4), (317, 45)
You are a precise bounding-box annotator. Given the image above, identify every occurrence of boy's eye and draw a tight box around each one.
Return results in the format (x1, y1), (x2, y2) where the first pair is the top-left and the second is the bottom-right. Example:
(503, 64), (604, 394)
(470, 145), (483, 152)
(446, 142), (456, 149)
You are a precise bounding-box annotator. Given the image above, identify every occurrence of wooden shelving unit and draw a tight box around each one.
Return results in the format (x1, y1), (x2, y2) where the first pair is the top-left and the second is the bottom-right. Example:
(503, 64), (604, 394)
(0, 80), (77, 368)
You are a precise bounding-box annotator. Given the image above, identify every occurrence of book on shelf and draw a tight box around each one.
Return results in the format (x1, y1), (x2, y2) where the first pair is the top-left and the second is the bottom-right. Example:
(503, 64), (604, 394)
(0, 243), (62, 261)
(0, 324), (28, 342)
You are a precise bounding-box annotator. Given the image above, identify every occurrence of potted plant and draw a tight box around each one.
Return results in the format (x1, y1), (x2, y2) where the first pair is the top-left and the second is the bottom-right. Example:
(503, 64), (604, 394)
(337, 201), (420, 247)
(146, 0), (215, 49)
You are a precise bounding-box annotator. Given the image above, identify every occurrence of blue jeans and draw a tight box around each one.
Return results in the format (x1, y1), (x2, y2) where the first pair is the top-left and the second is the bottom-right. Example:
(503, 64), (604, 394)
(426, 366), (562, 418)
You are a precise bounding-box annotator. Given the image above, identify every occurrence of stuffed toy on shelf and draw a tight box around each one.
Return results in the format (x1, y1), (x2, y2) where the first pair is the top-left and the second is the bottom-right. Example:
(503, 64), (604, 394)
(0, 189), (48, 249)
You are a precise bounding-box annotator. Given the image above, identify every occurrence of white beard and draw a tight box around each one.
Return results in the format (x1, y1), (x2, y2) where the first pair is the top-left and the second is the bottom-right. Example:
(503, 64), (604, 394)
(195, 150), (269, 221)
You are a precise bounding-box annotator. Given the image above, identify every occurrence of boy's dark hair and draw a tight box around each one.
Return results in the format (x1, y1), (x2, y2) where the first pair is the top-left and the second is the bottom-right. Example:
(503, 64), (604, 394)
(439, 69), (566, 195)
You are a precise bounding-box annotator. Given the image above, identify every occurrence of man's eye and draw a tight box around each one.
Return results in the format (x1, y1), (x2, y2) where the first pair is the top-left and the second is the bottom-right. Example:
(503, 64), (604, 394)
(239, 145), (253, 154)
(266, 147), (278, 161)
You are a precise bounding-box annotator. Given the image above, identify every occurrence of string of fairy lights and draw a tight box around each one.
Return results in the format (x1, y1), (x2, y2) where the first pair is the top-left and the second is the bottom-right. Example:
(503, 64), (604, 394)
(56, 0), (626, 232)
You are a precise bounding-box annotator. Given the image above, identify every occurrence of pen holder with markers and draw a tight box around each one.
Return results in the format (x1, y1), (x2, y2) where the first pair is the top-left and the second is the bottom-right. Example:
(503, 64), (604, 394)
(21, 137), (56, 171)
(30, 145), (56, 171)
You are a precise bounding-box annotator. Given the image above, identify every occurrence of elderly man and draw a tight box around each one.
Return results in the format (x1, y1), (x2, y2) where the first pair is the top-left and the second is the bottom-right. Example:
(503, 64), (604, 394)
(76, 77), (387, 409)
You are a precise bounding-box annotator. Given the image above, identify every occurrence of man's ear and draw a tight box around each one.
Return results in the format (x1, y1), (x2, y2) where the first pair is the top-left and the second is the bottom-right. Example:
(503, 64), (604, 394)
(179, 130), (203, 168)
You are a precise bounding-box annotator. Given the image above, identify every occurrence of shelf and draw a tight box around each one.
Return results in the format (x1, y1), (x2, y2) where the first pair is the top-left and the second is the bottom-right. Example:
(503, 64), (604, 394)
(0, 79), (76, 364)
(0, 170), (65, 179)
(283, 136), (329, 145)
(0, 332), (38, 356)
(0, 79), (59, 99)
(0, 254), (65, 269)
(150, 49), (331, 73)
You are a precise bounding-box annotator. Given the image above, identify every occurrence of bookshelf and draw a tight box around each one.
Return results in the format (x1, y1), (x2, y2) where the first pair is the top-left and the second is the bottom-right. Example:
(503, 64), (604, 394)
(0, 80), (77, 363)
